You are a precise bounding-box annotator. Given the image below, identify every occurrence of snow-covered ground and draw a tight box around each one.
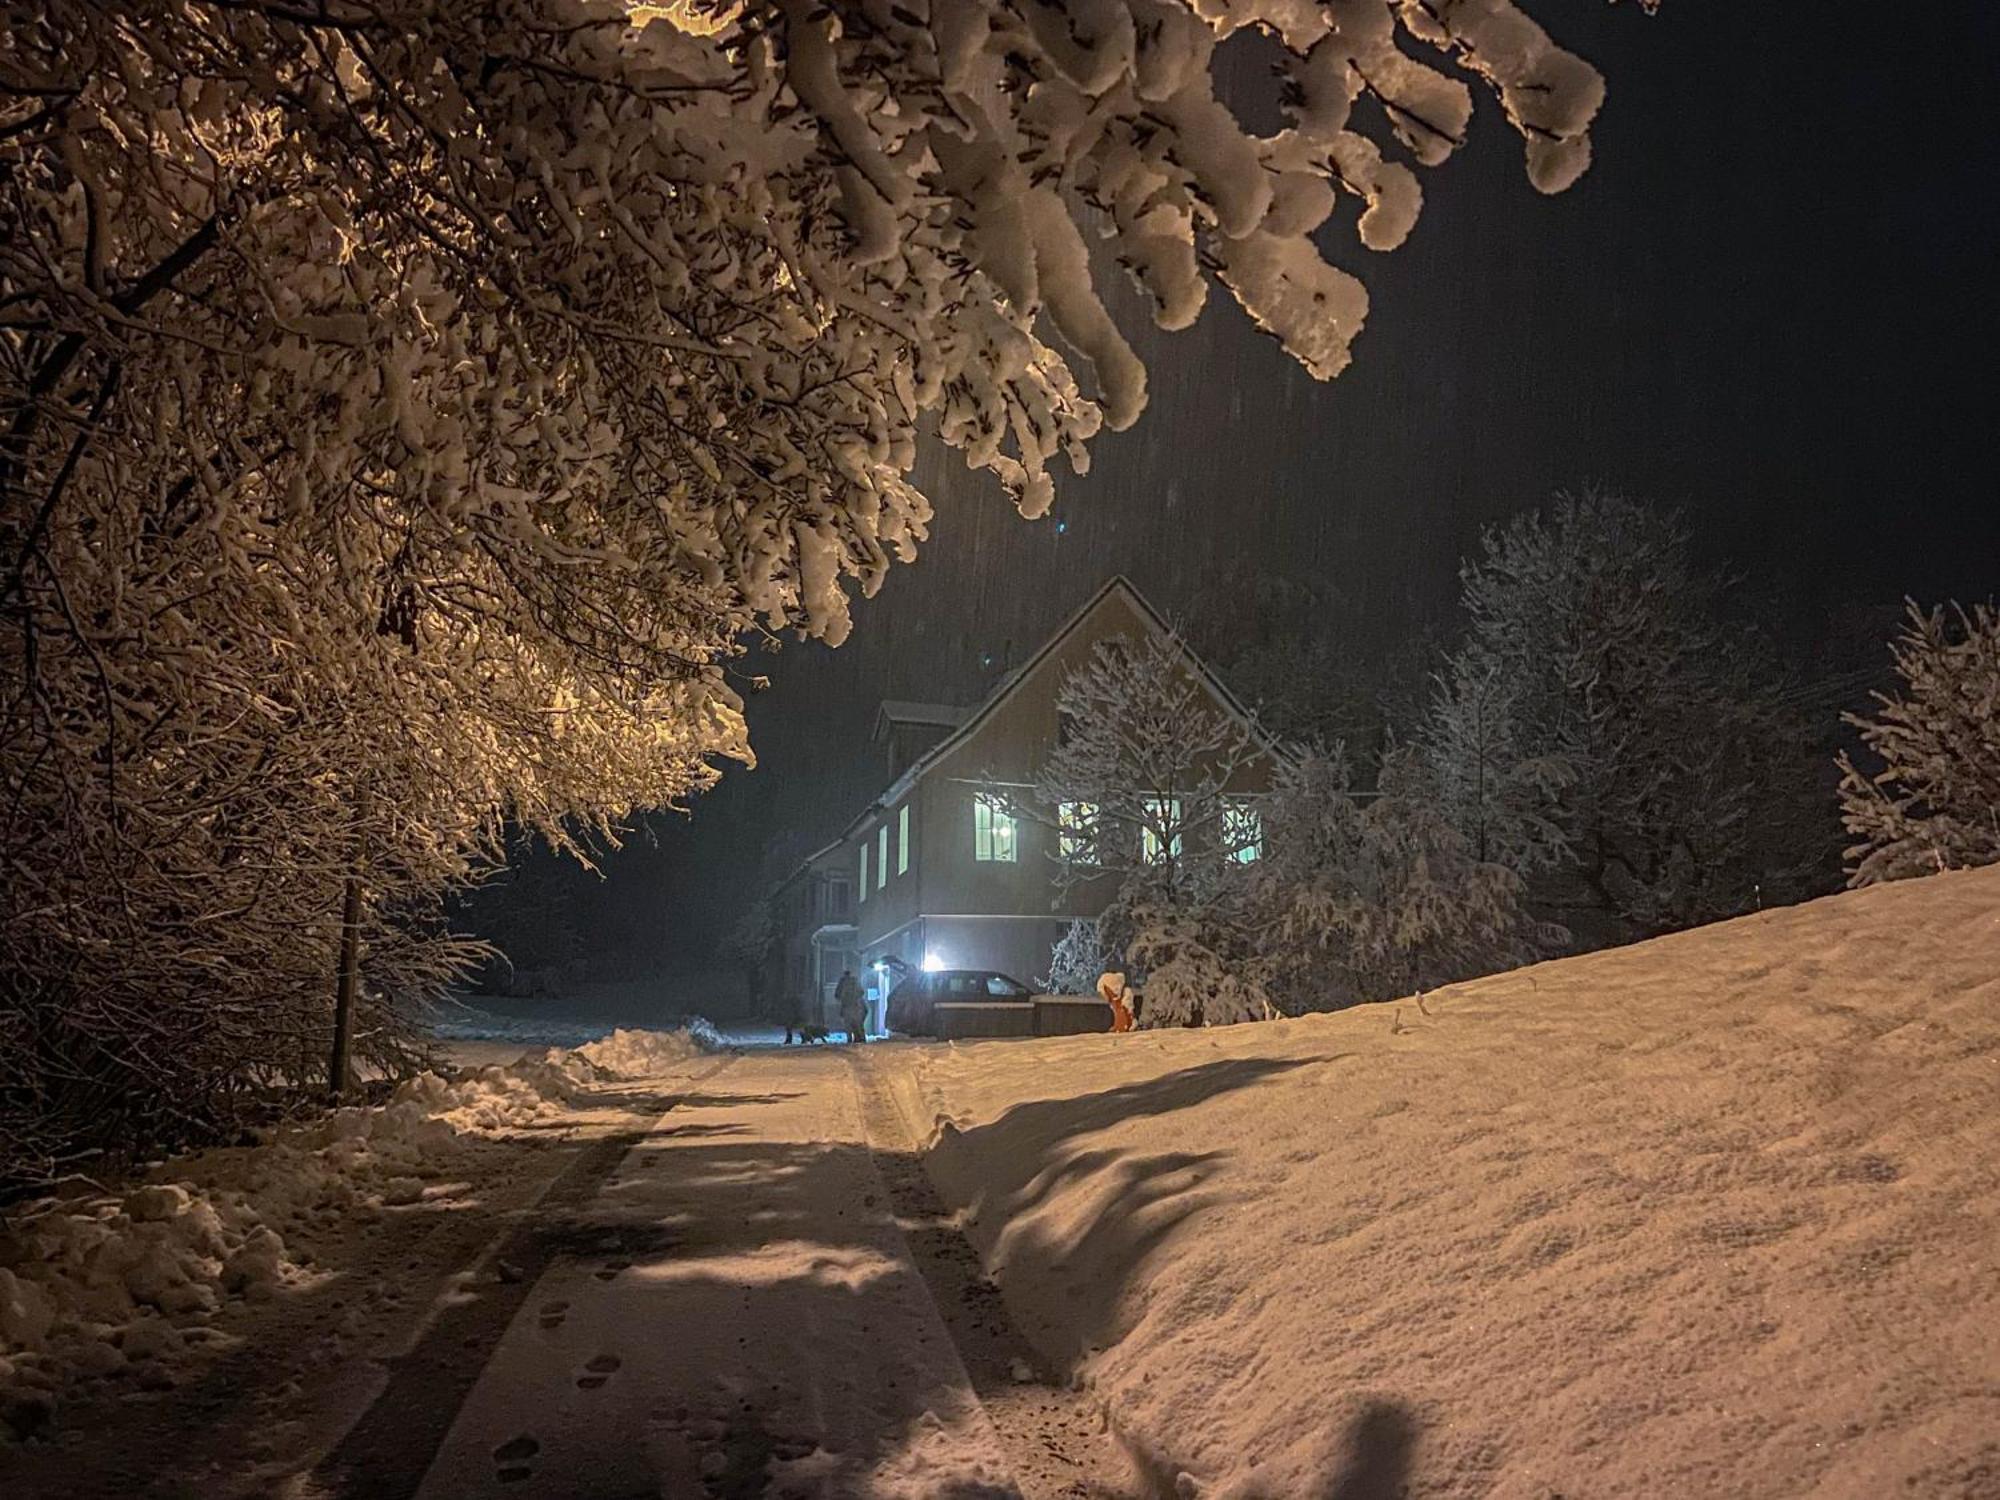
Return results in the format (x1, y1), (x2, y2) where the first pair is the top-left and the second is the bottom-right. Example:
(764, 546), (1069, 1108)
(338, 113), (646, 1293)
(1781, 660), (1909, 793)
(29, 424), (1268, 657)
(9, 870), (1998, 1497)
(433, 1005), (786, 1066)
(899, 866), (2000, 1498)
(408, 1047), (1037, 1499)
(0, 1026), (719, 1444)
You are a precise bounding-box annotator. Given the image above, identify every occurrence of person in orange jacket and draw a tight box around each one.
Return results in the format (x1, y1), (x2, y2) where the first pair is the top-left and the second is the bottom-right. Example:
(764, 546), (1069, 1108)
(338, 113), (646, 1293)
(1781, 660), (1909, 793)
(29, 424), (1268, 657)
(1097, 970), (1135, 1033)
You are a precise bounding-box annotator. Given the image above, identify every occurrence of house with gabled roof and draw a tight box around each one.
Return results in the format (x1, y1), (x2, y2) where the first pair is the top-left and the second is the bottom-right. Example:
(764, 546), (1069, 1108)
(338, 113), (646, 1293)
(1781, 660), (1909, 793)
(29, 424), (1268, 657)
(765, 576), (1278, 1030)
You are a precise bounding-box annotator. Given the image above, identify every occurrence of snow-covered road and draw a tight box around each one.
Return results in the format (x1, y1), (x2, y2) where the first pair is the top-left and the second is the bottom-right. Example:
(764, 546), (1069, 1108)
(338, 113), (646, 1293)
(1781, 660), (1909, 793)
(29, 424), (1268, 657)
(392, 1047), (1111, 1500)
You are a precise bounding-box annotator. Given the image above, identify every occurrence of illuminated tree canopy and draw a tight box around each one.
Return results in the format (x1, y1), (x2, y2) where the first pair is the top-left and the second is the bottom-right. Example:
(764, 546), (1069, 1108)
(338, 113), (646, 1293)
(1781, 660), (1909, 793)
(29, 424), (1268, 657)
(1, 0), (1619, 1163)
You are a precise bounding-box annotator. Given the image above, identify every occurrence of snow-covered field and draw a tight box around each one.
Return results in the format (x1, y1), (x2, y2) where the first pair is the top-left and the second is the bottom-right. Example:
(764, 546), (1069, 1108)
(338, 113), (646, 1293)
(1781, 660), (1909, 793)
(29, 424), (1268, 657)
(0, 1026), (718, 1439)
(901, 867), (2000, 1498)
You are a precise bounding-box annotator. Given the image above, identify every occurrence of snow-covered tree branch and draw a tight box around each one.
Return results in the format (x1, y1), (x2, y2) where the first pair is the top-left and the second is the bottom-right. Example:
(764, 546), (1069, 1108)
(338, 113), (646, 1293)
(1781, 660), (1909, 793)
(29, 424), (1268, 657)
(2, 0), (1624, 1172)
(1031, 626), (1265, 900)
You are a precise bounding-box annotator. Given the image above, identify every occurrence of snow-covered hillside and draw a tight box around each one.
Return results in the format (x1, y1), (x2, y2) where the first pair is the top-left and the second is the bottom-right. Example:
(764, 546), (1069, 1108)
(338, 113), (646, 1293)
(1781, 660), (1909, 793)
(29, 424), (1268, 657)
(905, 867), (2000, 1498)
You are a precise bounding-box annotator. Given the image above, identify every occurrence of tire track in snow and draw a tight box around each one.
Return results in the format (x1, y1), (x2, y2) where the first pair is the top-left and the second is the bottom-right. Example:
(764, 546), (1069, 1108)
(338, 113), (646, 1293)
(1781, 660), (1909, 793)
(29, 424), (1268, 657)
(846, 1049), (1146, 1500)
(312, 1052), (739, 1498)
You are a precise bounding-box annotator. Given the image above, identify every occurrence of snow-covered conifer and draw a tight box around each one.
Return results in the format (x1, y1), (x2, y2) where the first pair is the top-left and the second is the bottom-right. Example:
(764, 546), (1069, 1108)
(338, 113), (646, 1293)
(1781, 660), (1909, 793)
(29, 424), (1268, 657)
(1419, 650), (1572, 872)
(1839, 603), (2000, 885)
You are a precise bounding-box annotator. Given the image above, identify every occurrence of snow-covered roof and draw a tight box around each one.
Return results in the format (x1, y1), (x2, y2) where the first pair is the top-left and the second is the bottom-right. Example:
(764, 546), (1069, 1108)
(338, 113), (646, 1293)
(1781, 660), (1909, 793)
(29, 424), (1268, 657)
(873, 700), (972, 738)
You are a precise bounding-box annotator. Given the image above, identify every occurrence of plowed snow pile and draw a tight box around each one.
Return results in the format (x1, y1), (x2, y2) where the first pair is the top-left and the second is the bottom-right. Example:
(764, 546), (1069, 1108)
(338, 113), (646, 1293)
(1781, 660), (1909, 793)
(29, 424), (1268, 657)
(573, 1020), (722, 1077)
(0, 1025), (717, 1429)
(906, 868), (2000, 1499)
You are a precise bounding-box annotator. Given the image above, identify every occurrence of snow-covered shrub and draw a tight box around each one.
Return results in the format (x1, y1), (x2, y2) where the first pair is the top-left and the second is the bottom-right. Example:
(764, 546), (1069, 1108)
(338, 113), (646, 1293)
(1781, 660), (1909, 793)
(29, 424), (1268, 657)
(1119, 747), (1549, 1025)
(1251, 748), (1553, 1011)
(1127, 901), (1276, 1028)
(1046, 919), (1109, 996)
(1839, 603), (2000, 884)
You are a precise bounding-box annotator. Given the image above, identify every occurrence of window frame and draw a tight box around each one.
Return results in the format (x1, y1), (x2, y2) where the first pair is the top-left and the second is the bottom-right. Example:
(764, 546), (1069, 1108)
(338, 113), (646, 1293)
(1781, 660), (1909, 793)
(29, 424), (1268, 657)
(973, 794), (1019, 863)
(858, 839), (869, 902)
(897, 804), (910, 876)
(877, 824), (889, 890)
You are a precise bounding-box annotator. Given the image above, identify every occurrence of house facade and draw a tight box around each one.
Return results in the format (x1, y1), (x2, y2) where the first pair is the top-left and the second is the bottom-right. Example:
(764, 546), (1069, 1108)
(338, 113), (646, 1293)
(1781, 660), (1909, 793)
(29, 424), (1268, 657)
(764, 838), (857, 1029)
(766, 577), (1274, 1028)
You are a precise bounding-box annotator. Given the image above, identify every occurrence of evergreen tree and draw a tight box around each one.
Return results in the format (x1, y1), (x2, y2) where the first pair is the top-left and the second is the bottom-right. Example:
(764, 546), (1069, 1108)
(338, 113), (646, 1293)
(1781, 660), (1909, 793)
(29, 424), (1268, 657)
(1839, 603), (2000, 884)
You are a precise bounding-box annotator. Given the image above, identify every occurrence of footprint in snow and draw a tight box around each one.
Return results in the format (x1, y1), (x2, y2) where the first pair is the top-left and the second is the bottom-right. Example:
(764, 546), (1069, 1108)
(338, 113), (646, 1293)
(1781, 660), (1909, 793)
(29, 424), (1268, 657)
(493, 1433), (539, 1484)
(576, 1353), (622, 1390)
(593, 1259), (631, 1282)
(538, 1300), (569, 1331)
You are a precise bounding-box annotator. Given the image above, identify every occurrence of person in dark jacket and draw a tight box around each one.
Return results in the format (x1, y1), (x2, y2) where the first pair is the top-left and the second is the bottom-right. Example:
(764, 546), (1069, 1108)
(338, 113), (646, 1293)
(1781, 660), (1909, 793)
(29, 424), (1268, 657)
(834, 970), (866, 1043)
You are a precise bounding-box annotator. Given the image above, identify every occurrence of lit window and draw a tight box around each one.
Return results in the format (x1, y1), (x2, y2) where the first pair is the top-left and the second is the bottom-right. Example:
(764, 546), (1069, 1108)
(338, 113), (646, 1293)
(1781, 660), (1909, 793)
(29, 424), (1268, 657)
(858, 840), (868, 902)
(1141, 797), (1182, 865)
(974, 796), (1018, 862)
(897, 804), (910, 875)
(1058, 800), (1098, 864)
(1226, 800), (1262, 863)
(877, 825), (888, 889)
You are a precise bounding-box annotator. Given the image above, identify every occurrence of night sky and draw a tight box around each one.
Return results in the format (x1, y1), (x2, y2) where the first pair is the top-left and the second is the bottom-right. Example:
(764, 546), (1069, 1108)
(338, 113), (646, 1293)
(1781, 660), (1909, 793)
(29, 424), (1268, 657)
(541, 4), (2000, 975)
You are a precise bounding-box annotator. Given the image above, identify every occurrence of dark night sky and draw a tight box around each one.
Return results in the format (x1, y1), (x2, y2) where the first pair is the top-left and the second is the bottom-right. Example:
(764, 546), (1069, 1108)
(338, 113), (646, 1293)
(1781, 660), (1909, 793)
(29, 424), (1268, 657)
(550, 4), (2000, 972)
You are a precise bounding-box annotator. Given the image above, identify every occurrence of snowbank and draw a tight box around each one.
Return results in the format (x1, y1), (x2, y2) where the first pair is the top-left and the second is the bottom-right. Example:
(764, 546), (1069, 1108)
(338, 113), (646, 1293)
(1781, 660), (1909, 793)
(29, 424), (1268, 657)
(572, 1020), (723, 1078)
(905, 868), (2000, 1498)
(0, 1025), (718, 1435)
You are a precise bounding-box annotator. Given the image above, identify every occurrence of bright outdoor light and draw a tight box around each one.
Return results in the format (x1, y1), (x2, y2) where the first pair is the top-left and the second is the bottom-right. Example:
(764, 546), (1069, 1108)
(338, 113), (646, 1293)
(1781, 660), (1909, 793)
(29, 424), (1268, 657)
(923, 952), (944, 973)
